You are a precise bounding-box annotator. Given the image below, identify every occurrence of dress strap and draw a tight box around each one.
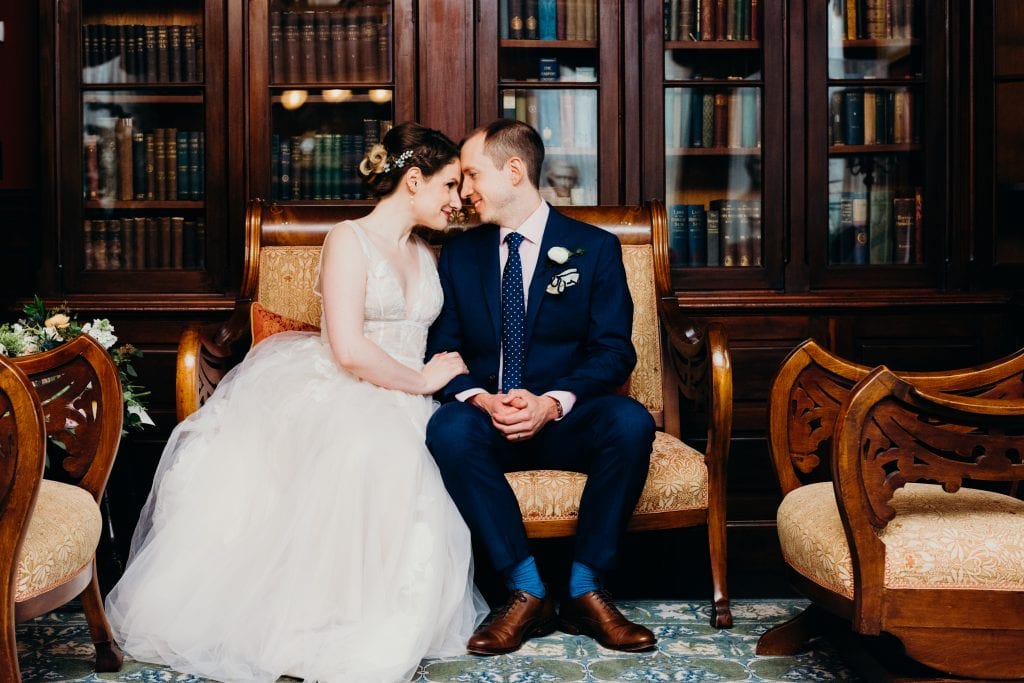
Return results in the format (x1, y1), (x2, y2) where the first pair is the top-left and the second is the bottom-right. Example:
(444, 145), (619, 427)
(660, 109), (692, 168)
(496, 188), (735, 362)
(314, 220), (377, 298)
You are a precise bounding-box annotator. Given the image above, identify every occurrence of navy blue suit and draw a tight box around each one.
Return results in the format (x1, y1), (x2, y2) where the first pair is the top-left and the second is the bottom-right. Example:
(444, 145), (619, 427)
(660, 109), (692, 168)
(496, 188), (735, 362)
(426, 206), (655, 576)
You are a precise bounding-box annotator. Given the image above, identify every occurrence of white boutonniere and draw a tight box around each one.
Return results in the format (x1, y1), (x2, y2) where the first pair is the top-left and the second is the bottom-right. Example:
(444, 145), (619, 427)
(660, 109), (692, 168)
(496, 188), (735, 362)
(546, 245), (584, 265)
(546, 267), (580, 295)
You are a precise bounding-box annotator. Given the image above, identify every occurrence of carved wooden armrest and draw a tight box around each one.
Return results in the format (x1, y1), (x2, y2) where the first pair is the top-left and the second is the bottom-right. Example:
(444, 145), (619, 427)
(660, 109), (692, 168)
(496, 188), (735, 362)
(175, 303), (252, 421)
(658, 303), (733, 471)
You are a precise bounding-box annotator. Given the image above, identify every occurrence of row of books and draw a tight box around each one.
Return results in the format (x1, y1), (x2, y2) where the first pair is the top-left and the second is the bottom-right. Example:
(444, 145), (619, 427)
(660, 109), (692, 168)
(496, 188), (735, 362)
(536, 58), (596, 83)
(664, 0), (760, 42)
(84, 123), (205, 202)
(669, 200), (763, 267)
(82, 23), (204, 84)
(828, 189), (923, 265)
(269, 8), (390, 84)
(501, 0), (596, 41)
(271, 133), (366, 201)
(502, 90), (597, 151)
(834, 0), (916, 41)
(665, 87), (761, 150)
(829, 88), (917, 147)
(83, 217), (205, 271)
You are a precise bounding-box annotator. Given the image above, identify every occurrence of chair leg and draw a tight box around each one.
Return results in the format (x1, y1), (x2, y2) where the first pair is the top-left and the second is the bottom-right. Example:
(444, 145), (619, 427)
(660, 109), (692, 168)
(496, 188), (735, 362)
(755, 603), (825, 656)
(707, 513), (732, 628)
(2, 618), (20, 683)
(79, 566), (123, 672)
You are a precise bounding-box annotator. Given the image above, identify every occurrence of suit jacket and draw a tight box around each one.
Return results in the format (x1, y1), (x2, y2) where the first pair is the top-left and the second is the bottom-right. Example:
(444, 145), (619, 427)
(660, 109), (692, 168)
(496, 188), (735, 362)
(427, 205), (636, 404)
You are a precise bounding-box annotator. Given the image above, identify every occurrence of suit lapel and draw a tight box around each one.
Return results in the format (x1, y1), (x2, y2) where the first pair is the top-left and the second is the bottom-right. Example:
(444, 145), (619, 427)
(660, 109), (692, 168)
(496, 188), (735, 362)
(524, 209), (565, 343)
(477, 226), (502, 347)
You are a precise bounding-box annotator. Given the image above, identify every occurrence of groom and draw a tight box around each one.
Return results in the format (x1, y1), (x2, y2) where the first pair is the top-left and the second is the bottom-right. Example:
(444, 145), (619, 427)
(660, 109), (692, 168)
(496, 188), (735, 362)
(426, 119), (657, 655)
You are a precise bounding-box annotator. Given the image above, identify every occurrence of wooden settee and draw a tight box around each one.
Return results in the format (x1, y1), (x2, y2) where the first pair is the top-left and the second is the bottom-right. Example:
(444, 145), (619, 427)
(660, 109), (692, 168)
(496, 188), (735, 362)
(176, 199), (736, 626)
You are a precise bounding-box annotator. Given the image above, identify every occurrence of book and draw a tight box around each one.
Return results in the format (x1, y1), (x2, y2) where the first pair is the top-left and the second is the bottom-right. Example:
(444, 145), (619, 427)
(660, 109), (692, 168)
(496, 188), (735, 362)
(144, 26), (158, 82)
(165, 128), (178, 200)
(668, 203), (689, 265)
(133, 217), (147, 269)
(701, 0), (716, 40)
(357, 8), (377, 82)
(525, 0), (539, 39)
(509, 0), (525, 38)
(156, 26), (170, 82)
(843, 89), (864, 145)
(183, 25), (197, 82)
(132, 132), (146, 199)
(300, 11), (317, 82)
(893, 196), (915, 263)
(687, 204), (708, 266)
(851, 191), (868, 264)
(107, 219), (123, 270)
(706, 208), (720, 266)
(110, 114), (130, 198)
(159, 216), (172, 268)
(284, 12), (301, 82)
(183, 220), (196, 268)
(868, 184), (894, 264)
(145, 218), (159, 268)
(122, 218), (136, 269)
(539, 0), (557, 39)
(316, 11), (332, 81)
(92, 220), (108, 270)
(144, 132), (156, 200)
(539, 57), (559, 81)
(83, 220), (95, 269)
(330, 11), (347, 82)
(83, 135), (100, 199)
(168, 25), (181, 82)
(176, 131), (190, 199)
(828, 192), (842, 264)
(171, 217), (184, 269)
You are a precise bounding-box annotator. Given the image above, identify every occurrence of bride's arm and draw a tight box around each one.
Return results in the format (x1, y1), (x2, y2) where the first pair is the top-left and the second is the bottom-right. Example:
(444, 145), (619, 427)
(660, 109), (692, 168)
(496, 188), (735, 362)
(320, 226), (464, 394)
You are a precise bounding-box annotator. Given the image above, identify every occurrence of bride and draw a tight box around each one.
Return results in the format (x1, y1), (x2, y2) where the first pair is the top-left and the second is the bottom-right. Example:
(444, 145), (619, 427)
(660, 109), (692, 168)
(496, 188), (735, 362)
(105, 122), (488, 682)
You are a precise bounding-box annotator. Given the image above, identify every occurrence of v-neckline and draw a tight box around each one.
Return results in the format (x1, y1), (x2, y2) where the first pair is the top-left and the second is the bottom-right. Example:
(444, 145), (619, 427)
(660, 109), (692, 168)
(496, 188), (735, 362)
(350, 220), (425, 319)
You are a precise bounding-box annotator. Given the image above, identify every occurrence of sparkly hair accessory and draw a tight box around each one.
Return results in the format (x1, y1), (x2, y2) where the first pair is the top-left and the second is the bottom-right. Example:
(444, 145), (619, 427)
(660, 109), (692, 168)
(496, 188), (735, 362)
(383, 149), (414, 173)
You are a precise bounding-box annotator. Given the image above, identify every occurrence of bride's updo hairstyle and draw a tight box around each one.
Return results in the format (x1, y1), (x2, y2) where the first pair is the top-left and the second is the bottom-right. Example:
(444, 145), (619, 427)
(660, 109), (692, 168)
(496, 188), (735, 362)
(358, 122), (459, 198)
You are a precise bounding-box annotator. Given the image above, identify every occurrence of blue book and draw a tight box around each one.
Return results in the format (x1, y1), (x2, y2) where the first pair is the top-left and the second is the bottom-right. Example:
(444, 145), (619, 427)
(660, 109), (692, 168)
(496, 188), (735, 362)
(686, 204), (707, 266)
(668, 203), (689, 266)
(843, 90), (864, 145)
(538, 57), (559, 81)
(741, 88), (758, 148)
(538, 89), (561, 147)
(538, 0), (557, 40)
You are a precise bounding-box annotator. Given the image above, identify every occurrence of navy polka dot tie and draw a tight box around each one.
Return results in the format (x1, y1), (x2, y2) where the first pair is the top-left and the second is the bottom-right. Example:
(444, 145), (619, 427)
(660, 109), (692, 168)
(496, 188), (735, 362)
(501, 232), (526, 392)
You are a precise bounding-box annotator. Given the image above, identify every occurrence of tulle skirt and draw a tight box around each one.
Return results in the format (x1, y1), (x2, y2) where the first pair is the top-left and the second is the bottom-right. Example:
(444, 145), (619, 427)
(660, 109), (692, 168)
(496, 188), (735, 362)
(105, 331), (487, 682)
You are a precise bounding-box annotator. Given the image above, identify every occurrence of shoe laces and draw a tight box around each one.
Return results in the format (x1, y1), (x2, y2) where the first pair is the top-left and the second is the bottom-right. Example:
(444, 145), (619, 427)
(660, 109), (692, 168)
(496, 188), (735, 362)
(591, 589), (623, 617)
(494, 590), (530, 618)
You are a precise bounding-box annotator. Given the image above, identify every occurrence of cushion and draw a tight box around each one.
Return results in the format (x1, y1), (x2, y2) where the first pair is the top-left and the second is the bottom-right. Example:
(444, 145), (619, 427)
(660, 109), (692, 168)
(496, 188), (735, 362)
(251, 301), (319, 346)
(15, 480), (102, 602)
(507, 431), (707, 522)
(777, 481), (1024, 599)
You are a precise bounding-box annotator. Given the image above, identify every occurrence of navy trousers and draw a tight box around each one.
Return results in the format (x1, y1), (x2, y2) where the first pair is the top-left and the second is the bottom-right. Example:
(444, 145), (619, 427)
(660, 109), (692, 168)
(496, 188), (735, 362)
(426, 394), (655, 576)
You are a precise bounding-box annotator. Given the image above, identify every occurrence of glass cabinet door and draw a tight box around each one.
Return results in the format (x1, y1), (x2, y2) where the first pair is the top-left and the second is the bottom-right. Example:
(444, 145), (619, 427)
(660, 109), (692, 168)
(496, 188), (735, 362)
(479, 0), (619, 206)
(645, 0), (782, 289)
(810, 0), (943, 285)
(64, 0), (225, 292)
(249, 0), (415, 204)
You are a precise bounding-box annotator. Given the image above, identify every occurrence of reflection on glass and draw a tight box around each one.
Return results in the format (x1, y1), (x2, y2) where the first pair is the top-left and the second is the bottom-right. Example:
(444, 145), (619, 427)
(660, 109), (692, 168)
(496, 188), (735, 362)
(269, 1), (391, 84)
(664, 87), (761, 268)
(270, 88), (393, 201)
(501, 88), (597, 206)
(827, 155), (922, 265)
(826, 0), (921, 80)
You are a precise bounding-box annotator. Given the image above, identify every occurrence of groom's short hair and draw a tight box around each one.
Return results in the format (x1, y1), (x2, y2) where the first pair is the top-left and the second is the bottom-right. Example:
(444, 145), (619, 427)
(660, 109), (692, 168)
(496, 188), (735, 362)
(465, 119), (544, 190)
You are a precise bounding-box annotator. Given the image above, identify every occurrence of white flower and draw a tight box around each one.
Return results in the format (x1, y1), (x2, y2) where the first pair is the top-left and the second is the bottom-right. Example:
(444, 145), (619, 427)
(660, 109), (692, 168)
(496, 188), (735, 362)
(127, 403), (155, 426)
(0, 343), (6, 356)
(547, 246), (571, 264)
(85, 318), (118, 349)
(44, 326), (60, 340)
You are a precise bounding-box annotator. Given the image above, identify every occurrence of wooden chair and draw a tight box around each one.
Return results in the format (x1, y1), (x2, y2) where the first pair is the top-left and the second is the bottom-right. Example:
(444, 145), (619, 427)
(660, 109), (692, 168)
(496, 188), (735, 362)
(1, 334), (124, 679)
(758, 341), (1024, 680)
(176, 199), (734, 627)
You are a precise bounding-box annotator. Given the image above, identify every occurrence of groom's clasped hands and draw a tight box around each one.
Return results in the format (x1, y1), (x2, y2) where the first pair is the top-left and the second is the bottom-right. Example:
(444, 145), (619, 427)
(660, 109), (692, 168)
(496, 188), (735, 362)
(469, 389), (559, 441)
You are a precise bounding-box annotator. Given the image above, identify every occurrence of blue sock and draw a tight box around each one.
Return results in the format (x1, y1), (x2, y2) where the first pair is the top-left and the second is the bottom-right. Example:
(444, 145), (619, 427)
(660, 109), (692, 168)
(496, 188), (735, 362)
(506, 556), (546, 598)
(568, 561), (600, 599)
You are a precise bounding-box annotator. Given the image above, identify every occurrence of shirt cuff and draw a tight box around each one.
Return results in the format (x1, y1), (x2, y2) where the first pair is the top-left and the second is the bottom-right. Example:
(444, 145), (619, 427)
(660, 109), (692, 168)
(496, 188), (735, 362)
(456, 387), (486, 403)
(544, 390), (576, 420)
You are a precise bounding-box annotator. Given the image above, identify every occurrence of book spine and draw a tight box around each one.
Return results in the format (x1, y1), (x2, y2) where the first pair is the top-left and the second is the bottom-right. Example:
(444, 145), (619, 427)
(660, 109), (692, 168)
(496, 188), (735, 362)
(83, 220), (95, 269)
(668, 203), (689, 266)
(122, 217), (136, 270)
(913, 186), (924, 264)
(750, 200), (762, 266)
(93, 220), (108, 270)
(171, 217), (184, 269)
(316, 11), (332, 82)
(145, 218), (158, 268)
(83, 135), (100, 199)
(176, 131), (190, 200)
(284, 12), (301, 82)
(699, 90), (713, 148)
(107, 219), (123, 270)
(300, 12), (316, 82)
(183, 25), (197, 82)
(358, 8), (377, 82)
(156, 25), (170, 82)
(539, 0), (557, 40)
(843, 89), (864, 145)
(556, 0), (567, 40)
(195, 219), (206, 269)
(132, 132), (146, 199)
(854, 192), (872, 265)
(183, 220), (196, 269)
(687, 204), (707, 266)
(377, 7), (390, 81)
(713, 92), (728, 147)
(133, 217), (146, 269)
(159, 216), (172, 268)
(525, 0), (539, 39)
(701, 0), (716, 40)
(270, 12), (283, 83)
(509, 0), (525, 39)
(168, 25), (182, 82)
(144, 26), (158, 82)
(706, 208), (720, 266)
(165, 128), (178, 200)
(736, 200), (752, 266)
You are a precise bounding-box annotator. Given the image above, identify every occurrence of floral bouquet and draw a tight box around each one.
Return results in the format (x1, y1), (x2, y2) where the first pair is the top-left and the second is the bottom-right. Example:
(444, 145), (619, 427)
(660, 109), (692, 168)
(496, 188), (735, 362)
(0, 296), (154, 434)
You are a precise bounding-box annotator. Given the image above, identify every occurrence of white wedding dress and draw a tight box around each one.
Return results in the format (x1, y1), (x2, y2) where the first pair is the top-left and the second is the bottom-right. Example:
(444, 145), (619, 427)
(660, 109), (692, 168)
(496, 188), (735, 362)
(106, 221), (487, 682)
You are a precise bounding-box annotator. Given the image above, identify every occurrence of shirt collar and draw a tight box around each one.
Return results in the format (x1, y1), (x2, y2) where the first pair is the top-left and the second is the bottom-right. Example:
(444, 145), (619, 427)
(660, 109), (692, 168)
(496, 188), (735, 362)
(499, 201), (549, 246)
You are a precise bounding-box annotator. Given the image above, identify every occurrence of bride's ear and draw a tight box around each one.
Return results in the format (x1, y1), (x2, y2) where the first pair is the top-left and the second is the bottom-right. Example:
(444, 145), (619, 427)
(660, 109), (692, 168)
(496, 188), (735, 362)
(405, 167), (423, 194)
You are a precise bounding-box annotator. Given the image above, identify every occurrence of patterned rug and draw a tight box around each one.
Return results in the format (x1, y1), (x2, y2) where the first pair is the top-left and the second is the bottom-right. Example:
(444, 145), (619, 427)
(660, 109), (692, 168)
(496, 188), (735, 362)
(17, 599), (860, 681)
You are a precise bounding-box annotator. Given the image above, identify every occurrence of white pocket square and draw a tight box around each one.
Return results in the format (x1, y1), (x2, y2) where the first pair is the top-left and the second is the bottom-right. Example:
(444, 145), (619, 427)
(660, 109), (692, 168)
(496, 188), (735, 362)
(546, 268), (580, 295)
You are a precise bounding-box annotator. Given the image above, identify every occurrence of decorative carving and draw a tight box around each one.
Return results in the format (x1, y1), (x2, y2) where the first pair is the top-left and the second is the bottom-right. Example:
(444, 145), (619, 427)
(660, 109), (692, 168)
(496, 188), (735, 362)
(0, 393), (15, 513)
(859, 397), (1024, 527)
(787, 365), (857, 479)
(29, 357), (102, 482)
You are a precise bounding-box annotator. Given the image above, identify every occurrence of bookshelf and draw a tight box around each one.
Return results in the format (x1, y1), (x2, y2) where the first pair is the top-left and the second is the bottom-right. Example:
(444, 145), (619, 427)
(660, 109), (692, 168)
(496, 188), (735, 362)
(45, 0), (227, 293)
(247, 0), (415, 204)
(477, 0), (620, 205)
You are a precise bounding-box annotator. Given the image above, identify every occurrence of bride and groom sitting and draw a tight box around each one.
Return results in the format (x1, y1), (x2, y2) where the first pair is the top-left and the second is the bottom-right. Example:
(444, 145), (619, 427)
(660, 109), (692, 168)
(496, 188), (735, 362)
(105, 118), (657, 682)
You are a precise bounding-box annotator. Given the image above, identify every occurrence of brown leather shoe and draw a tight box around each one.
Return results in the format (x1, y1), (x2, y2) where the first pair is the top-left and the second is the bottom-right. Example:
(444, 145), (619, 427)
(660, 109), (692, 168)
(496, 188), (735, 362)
(559, 590), (657, 652)
(467, 590), (557, 655)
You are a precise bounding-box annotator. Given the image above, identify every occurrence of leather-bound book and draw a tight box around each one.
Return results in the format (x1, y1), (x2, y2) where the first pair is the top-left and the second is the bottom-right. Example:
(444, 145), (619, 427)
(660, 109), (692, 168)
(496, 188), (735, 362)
(300, 11), (316, 82)
(82, 25), (94, 84)
(509, 0), (525, 39)
(83, 135), (100, 199)
(270, 12), (283, 83)
(330, 11), (347, 82)
(115, 117), (134, 201)
(156, 25), (170, 82)
(525, 0), (539, 39)
(358, 8), (377, 82)
(153, 128), (166, 200)
(159, 216), (172, 268)
(93, 220), (108, 270)
(556, 0), (567, 39)
(194, 23), (204, 78)
(98, 122), (118, 200)
(144, 26), (158, 82)
(750, 0), (759, 40)
(195, 219), (206, 269)
(183, 25), (197, 81)
(117, 24), (129, 82)
(171, 217), (184, 269)
(183, 220), (196, 268)
(168, 25), (182, 81)
(132, 131), (146, 199)
(144, 132), (156, 199)
(107, 219), (123, 270)
(165, 128), (178, 201)
(176, 131), (191, 200)
(376, 8), (390, 81)
(121, 217), (136, 270)
(83, 220), (95, 270)
(583, 0), (595, 40)
(701, 0), (716, 40)
(145, 218), (159, 268)
(344, 11), (361, 81)
(713, 91), (728, 148)
(284, 12), (301, 82)
(316, 11), (332, 81)
(133, 217), (147, 268)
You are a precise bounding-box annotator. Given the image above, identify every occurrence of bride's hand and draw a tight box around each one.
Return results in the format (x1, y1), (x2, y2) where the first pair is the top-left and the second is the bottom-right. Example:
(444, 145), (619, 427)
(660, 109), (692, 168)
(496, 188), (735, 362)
(420, 351), (469, 394)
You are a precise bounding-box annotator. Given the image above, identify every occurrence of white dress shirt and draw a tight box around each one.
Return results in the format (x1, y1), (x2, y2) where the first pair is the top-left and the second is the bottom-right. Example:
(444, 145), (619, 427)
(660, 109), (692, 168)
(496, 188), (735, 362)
(456, 201), (576, 418)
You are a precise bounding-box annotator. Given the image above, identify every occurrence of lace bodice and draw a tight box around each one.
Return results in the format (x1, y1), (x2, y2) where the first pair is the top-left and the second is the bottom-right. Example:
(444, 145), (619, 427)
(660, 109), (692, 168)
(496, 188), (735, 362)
(315, 221), (443, 370)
